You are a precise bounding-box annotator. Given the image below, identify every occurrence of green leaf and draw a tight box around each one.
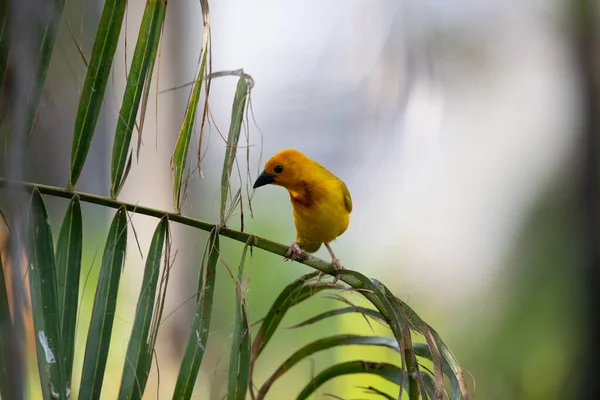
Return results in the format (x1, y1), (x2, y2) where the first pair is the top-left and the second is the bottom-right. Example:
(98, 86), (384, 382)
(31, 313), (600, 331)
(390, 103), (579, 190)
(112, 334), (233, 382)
(359, 386), (395, 400)
(171, 0), (210, 213)
(257, 335), (400, 398)
(0, 0), (67, 155)
(384, 286), (471, 399)
(55, 195), (82, 387)
(419, 370), (437, 400)
(118, 217), (168, 400)
(219, 75), (250, 225)
(413, 343), (461, 399)
(296, 361), (405, 400)
(28, 189), (67, 398)
(227, 238), (253, 400)
(422, 328), (444, 400)
(376, 279), (426, 399)
(0, 240), (17, 400)
(111, 0), (167, 198)
(69, 0), (128, 189)
(0, 1), (9, 93)
(136, 1), (170, 160)
(285, 305), (385, 329)
(334, 271), (425, 398)
(172, 227), (219, 400)
(360, 372), (437, 400)
(79, 206), (128, 400)
(425, 328), (469, 399)
(24, 0), (67, 137)
(251, 272), (333, 362)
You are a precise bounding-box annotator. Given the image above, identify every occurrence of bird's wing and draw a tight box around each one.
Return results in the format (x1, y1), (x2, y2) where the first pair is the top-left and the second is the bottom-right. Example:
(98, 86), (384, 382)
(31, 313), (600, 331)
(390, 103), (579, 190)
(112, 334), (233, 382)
(341, 181), (352, 213)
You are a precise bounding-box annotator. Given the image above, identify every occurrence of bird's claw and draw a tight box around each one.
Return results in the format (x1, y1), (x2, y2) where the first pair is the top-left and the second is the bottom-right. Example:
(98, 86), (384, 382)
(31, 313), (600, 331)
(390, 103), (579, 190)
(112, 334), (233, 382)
(332, 258), (345, 271)
(284, 242), (304, 262)
(317, 258), (345, 283)
(330, 258), (345, 283)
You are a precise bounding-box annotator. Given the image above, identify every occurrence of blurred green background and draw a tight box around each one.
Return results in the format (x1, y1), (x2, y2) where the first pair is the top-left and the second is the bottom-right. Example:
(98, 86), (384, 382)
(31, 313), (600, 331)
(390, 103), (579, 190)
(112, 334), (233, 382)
(11, 0), (593, 398)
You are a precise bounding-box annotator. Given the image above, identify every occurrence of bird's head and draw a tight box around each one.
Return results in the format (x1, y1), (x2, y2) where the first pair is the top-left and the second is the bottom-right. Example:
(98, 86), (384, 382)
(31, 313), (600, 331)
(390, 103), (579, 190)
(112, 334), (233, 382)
(253, 148), (306, 189)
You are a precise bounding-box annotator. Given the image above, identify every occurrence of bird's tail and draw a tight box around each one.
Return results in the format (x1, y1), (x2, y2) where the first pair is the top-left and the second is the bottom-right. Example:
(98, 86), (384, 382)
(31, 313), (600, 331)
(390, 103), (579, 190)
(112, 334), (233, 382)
(299, 241), (321, 253)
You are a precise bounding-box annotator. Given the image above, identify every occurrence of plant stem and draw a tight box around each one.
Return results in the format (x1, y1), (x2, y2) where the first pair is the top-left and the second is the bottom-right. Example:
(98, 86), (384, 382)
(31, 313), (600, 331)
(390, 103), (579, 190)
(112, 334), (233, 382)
(0, 178), (332, 271)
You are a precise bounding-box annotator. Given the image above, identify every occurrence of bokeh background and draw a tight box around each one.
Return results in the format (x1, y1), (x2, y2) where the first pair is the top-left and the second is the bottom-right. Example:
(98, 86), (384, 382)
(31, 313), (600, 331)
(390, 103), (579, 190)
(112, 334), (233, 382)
(13, 0), (594, 398)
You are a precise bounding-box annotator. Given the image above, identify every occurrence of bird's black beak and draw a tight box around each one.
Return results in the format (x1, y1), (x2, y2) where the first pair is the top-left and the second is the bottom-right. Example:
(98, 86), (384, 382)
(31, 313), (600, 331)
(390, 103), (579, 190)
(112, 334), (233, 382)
(253, 170), (276, 189)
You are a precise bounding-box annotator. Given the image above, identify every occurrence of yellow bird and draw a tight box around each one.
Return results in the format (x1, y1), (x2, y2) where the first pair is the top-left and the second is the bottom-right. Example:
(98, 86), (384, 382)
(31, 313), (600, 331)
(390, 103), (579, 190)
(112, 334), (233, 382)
(253, 148), (352, 271)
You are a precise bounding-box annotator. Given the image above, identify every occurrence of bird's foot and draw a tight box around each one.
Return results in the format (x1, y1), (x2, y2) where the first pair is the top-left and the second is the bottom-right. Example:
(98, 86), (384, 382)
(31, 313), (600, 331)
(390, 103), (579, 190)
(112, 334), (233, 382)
(317, 258), (345, 283)
(332, 258), (345, 271)
(330, 258), (345, 283)
(319, 243), (346, 283)
(284, 242), (304, 262)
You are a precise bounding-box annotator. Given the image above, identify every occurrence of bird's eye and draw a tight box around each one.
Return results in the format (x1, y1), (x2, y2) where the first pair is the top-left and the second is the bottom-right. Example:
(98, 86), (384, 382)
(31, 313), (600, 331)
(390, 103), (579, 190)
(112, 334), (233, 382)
(274, 164), (284, 173)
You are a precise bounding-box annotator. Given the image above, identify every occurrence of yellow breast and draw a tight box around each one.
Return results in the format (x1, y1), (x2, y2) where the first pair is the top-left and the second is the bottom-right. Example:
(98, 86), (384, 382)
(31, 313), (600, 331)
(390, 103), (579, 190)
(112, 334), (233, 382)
(288, 178), (351, 245)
